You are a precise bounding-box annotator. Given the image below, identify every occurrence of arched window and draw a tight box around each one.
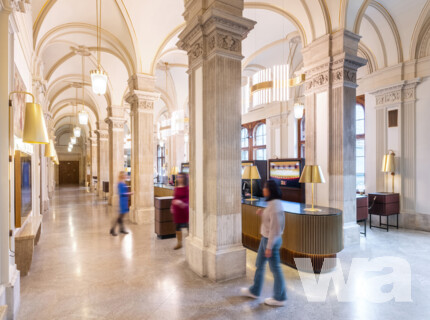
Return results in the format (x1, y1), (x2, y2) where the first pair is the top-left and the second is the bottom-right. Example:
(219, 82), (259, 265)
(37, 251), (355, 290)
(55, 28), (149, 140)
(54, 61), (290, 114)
(356, 102), (365, 191)
(241, 127), (249, 160)
(298, 114), (305, 158)
(254, 123), (266, 160)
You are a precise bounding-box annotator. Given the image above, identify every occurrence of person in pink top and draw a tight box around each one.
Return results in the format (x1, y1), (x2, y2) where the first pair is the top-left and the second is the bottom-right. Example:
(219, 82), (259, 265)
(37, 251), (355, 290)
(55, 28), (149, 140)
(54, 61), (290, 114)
(170, 172), (189, 250)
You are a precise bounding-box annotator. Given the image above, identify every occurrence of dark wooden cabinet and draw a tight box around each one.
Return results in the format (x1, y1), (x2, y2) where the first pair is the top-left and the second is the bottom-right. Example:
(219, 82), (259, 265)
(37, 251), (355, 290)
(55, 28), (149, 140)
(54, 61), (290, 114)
(154, 196), (176, 238)
(368, 192), (400, 231)
(356, 195), (368, 236)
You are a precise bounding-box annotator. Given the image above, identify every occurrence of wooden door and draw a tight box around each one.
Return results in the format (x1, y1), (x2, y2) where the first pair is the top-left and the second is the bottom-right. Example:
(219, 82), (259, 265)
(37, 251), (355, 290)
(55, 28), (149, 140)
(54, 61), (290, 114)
(59, 161), (80, 185)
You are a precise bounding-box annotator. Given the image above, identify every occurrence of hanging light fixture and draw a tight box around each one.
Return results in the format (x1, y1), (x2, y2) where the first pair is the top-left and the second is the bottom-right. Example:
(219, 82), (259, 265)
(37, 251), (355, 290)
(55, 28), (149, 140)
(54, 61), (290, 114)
(71, 136), (77, 145)
(73, 126), (81, 138)
(9, 92), (49, 144)
(294, 103), (305, 119)
(90, 0), (108, 95)
(44, 139), (56, 158)
(78, 55), (89, 125)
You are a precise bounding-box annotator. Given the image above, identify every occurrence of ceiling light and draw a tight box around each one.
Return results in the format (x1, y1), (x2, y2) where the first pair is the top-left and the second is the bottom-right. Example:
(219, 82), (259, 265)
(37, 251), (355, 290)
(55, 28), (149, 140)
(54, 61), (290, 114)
(78, 109), (89, 125)
(71, 136), (77, 145)
(73, 126), (81, 137)
(294, 103), (305, 119)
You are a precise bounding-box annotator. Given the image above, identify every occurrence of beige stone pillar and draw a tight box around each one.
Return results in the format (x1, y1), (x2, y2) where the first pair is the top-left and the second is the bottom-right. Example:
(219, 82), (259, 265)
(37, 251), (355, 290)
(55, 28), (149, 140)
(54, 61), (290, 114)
(106, 106), (126, 206)
(89, 137), (98, 192)
(0, 7), (10, 286)
(177, 0), (255, 281)
(95, 127), (109, 199)
(302, 30), (366, 246)
(125, 75), (159, 224)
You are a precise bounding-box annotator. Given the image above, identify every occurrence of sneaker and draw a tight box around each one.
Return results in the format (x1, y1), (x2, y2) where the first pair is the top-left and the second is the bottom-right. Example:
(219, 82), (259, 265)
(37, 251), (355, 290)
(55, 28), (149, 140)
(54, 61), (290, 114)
(110, 229), (118, 236)
(120, 229), (129, 234)
(240, 288), (258, 299)
(264, 297), (286, 307)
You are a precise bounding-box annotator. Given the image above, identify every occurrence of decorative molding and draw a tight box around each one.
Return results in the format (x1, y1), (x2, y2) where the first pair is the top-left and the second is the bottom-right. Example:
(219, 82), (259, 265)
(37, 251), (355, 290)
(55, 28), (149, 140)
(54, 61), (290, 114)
(105, 117), (126, 130)
(208, 32), (241, 53)
(95, 129), (109, 141)
(372, 80), (420, 107)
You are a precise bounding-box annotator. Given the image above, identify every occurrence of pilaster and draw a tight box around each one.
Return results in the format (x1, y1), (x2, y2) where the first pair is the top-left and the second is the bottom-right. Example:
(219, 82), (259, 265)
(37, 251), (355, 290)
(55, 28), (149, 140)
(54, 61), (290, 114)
(89, 137), (98, 192)
(178, 0), (255, 281)
(125, 74), (160, 224)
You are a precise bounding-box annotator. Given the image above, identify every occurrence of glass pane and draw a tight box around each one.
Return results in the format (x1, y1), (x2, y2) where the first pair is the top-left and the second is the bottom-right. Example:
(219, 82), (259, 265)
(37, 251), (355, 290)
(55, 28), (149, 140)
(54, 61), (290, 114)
(356, 156), (365, 174)
(254, 124), (266, 146)
(356, 119), (365, 135)
(241, 150), (249, 161)
(255, 148), (266, 160)
(356, 139), (364, 156)
(356, 174), (365, 189)
(300, 117), (306, 141)
(356, 104), (364, 120)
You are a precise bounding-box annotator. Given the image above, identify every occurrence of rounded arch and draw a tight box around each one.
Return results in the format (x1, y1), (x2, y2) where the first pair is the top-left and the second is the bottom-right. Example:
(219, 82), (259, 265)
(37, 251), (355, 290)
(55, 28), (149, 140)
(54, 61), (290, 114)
(410, 0), (430, 59)
(245, 2), (309, 46)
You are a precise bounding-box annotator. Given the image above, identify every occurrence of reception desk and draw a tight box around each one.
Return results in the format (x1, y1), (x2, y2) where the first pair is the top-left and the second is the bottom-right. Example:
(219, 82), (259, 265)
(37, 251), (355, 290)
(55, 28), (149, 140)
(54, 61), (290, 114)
(153, 185), (343, 273)
(242, 198), (343, 273)
(154, 183), (174, 197)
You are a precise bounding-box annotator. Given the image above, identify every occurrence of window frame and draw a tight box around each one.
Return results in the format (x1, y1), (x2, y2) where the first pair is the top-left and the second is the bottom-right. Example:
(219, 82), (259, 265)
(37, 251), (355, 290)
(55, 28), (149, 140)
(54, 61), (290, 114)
(241, 120), (266, 161)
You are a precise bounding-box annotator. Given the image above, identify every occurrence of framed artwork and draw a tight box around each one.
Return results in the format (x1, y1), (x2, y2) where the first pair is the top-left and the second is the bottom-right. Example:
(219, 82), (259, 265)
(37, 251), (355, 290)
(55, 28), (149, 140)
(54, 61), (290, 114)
(13, 65), (27, 139)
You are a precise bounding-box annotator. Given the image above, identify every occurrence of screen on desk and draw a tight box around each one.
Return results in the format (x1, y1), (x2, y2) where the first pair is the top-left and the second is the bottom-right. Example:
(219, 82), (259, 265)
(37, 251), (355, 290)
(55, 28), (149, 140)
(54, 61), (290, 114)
(269, 160), (301, 189)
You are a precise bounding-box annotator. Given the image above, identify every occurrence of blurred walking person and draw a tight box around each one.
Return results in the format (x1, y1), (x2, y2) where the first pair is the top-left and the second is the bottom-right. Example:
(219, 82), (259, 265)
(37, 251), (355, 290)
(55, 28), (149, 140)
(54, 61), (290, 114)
(241, 180), (287, 306)
(110, 171), (132, 236)
(170, 172), (189, 250)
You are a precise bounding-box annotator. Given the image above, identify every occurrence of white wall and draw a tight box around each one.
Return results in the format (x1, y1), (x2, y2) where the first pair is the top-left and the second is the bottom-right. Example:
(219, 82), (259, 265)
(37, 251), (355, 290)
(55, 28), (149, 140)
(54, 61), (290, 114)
(416, 77), (430, 214)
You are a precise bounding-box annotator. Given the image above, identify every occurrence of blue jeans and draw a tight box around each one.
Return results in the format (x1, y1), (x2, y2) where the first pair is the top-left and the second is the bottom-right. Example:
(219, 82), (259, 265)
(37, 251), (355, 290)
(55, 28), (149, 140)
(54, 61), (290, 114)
(249, 237), (287, 301)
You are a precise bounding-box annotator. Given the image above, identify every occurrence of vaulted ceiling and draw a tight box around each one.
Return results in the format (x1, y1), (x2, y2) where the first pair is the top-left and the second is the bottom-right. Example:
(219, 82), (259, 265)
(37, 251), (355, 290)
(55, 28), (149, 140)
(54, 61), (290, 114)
(22, 0), (430, 138)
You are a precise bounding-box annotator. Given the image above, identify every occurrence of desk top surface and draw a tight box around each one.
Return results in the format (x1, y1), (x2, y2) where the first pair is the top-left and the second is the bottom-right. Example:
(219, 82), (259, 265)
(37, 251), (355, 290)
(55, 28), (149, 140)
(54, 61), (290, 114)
(242, 197), (341, 216)
(154, 183), (175, 190)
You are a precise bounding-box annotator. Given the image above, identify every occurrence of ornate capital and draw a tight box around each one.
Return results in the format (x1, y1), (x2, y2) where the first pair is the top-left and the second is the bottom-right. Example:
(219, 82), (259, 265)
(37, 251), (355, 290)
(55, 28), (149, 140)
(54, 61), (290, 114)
(125, 90), (160, 114)
(105, 117), (126, 130)
(95, 129), (109, 141)
(371, 79), (421, 107)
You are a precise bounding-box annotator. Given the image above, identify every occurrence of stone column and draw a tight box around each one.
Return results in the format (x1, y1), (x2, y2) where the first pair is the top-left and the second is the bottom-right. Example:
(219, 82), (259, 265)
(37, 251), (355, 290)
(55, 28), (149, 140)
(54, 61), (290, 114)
(302, 30), (366, 247)
(95, 127), (109, 199)
(177, 0), (255, 281)
(125, 74), (159, 224)
(89, 137), (97, 192)
(106, 106), (126, 206)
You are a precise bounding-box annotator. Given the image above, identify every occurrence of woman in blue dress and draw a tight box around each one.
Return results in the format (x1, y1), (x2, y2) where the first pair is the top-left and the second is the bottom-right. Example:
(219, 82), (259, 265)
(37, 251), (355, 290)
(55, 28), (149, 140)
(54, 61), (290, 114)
(110, 171), (132, 236)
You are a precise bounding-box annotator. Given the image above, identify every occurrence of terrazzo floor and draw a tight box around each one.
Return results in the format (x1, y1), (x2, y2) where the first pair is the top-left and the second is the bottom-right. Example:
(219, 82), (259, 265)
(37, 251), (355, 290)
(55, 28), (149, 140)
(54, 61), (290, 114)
(17, 187), (430, 319)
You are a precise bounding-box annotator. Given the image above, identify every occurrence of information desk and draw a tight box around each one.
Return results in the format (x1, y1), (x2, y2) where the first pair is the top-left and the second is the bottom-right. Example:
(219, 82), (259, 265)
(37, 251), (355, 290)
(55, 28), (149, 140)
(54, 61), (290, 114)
(242, 198), (343, 273)
(154, 184), (174, 197)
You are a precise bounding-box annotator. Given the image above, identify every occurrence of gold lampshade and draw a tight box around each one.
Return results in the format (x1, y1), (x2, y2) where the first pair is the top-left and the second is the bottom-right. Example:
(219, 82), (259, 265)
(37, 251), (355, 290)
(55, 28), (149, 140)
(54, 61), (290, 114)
(23, 102), (49, 144)
(242, 165), (261, 180)
(44, 139), (56, 158)
(381, 152), (395, 173)
(170, 166), (179, 175)
(299, 165), (325, 184)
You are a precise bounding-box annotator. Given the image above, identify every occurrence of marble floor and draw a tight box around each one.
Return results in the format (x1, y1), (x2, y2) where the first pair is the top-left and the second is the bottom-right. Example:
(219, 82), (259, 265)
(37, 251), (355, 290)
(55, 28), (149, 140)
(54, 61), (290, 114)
(18, 187), (430, 320)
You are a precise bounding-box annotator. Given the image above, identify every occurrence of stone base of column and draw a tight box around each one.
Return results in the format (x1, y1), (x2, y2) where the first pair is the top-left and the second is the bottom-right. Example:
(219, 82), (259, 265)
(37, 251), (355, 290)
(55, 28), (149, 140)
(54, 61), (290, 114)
(5, 265), (20, 320)
(343, 221), (361, 247)
(130, 206), (154, 224)
(186, 237), (246, 282)
(42, 200), (49, 213)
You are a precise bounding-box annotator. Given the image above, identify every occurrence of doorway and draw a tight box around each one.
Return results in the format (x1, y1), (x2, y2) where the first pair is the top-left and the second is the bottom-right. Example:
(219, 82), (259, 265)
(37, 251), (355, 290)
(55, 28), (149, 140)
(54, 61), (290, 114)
(59, 161), (80, 185)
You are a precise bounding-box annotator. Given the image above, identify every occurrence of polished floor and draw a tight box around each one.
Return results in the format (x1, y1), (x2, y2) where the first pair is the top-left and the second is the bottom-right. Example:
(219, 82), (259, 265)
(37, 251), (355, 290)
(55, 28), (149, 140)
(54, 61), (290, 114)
(18, 187), (430, 320)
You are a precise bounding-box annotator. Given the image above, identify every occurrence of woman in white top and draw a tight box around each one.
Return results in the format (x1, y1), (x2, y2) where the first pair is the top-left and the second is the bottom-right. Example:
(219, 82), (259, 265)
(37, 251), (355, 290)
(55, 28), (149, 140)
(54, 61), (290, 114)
(241, 180), (287, 306)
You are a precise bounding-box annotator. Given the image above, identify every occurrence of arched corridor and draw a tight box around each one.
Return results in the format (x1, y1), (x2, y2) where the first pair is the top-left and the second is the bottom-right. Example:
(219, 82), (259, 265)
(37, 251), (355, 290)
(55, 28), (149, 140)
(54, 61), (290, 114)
(16, 187), (430, 319)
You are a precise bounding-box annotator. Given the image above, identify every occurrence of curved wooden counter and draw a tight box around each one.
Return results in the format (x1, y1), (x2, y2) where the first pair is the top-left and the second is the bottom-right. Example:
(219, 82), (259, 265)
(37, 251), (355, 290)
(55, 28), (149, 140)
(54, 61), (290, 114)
(242, 198), (343, 273)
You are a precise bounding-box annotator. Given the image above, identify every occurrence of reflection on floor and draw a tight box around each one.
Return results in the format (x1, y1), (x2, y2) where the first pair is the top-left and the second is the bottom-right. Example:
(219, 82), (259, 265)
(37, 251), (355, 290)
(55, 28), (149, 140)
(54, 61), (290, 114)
(18, 187), (430, 320)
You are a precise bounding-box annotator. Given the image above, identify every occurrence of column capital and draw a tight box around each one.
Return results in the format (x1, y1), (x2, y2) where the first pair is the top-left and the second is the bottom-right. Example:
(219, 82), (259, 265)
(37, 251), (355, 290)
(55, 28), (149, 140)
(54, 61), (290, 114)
(95, 129), (109, 141)
(177, 3), (255, 66)
(105, 117), (127, 130)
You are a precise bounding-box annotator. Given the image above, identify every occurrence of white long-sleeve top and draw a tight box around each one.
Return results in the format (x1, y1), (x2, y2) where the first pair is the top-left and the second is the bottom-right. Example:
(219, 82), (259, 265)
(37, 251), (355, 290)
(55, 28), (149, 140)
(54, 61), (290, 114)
(260, 199), (285, 250)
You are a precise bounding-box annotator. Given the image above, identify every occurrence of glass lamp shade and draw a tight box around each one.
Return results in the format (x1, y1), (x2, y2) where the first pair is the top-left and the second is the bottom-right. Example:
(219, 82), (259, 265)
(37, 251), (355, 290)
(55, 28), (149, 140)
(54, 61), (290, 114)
(90, 68), (108, 95)
(23, 102), (49, 144)
(78, 110), (89, 125)
(68, 147), (72, 153)
(73, 126), (81, 137)
(44, 139), (56, 158)
(294, 103), (305, 119)
(71, 136), (77, 145)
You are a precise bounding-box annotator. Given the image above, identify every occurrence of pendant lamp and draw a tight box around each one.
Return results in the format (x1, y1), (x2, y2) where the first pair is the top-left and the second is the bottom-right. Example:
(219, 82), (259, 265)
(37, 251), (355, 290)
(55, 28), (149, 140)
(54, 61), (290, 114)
(71, 136), (77, 145)
(90, 0), (108, 95)
(73, 126), (81, 138)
